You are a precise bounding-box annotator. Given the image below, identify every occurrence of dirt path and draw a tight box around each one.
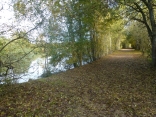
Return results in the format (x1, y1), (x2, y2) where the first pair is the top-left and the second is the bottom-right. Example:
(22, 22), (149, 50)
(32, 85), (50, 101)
(0, 49), (156, 116)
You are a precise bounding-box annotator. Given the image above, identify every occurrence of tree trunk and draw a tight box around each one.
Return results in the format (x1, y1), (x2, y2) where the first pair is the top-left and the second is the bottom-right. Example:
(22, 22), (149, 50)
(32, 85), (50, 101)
(147, 0), (156, 66)
(151, 35), (156, 66)
(90, 28), (96, 61)
(73, 63), (78, 68)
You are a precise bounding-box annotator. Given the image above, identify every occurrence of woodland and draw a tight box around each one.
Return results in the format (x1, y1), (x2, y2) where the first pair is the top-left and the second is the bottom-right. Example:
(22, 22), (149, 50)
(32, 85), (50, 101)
(0, 0), (156, 116)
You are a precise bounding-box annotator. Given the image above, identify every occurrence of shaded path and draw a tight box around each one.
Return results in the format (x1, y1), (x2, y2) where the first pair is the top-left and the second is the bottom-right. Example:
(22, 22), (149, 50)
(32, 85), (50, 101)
(62, 49), (156, 116)
(0, 49), (156, 116)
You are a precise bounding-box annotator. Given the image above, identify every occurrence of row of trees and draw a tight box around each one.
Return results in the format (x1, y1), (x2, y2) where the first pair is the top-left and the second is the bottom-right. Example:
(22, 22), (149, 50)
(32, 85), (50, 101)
(13, 0), (124, 70)
(117, 0), (156, 65)
(125, 21), (151, 55)
(1, 0), (156, 83)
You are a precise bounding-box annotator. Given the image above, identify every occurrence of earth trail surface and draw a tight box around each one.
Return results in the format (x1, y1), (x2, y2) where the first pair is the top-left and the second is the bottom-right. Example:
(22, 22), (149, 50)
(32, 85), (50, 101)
(0, 49), (156, 116)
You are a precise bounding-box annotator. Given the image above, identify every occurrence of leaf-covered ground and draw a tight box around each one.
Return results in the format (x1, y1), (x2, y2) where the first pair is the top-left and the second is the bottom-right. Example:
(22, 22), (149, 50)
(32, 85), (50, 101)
(0, 49), (156, 117)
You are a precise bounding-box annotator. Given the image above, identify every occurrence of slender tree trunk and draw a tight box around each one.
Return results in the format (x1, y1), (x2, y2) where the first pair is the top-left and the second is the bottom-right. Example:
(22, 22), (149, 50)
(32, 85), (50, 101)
(67, 5), (78, 68)
(90, 28), (96, 61)
(78, 9), (83, 66)
(73, 62), (78, 68)
(147, 0), (156, 67)
(151, 34), (156, 66)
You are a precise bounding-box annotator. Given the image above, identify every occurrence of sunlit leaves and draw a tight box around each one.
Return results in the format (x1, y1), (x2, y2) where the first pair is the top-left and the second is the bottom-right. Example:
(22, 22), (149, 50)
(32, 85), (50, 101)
(0, 35), (36, 75)
(12, 0), (125, 70)
(13, 1), (26, 16)
(126, 21), (151, 53)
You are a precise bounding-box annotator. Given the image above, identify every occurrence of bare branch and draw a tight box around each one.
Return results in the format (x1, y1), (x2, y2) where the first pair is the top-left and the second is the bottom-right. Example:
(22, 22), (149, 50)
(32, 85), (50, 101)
(12, 47), (36, 64)
(131, 17), (145, 23)
(0, 19), (44, 52)
(141, 0), (149, 8)
(0, 5), (3, 11)
(133, 2), (152, 41)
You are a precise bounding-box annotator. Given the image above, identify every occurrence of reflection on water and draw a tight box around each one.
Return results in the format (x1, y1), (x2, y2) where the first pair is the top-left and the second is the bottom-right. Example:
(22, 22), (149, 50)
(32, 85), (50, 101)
(18, 58), (45, 83)
(0, 57), (88, 83)
(18, 57), (69, 83)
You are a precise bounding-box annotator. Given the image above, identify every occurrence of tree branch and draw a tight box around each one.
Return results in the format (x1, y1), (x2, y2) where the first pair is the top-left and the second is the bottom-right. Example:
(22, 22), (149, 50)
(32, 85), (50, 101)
(134, 2), (152, 41)
(12, 47), (36, 64)
(131, 17), (145, 23)
(0, 20), (43, 52)
(141, 0), (149, 8)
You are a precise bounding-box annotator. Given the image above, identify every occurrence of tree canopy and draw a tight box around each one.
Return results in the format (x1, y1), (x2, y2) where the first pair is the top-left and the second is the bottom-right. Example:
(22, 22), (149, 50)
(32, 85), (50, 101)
(1, 0), (156, 83)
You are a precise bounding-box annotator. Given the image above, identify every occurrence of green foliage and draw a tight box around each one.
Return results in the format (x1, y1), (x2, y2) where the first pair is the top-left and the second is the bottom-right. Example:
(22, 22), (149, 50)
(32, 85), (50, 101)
(13, 1), (27, 17)
(125, 21), (151, 54)
(0, 34), (37, 83)
(11, 0), (125, 71)
(44, 0), (124, 68)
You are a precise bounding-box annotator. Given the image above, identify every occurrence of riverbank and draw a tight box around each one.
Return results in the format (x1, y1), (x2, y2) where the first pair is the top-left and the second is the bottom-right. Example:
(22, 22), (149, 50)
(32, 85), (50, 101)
(0, 49), (156, 116)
